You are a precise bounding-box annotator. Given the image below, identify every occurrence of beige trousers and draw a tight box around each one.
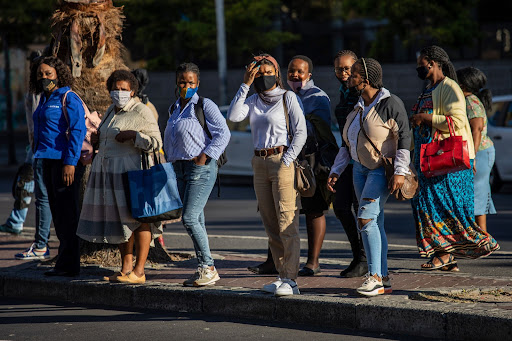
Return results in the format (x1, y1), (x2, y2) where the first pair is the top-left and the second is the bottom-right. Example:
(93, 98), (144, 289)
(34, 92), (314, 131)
(252, 153), (300, 280)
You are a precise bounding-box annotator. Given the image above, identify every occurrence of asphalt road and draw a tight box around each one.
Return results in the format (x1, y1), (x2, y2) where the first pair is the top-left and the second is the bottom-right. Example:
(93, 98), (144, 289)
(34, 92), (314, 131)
(0, 298), (436, 341)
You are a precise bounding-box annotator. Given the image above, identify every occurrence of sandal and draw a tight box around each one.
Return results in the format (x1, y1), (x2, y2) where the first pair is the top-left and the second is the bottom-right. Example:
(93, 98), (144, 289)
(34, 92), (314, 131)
(421, 254), (456, 270)
(298, 266), (321, 276)
(441, 263), (460, 272)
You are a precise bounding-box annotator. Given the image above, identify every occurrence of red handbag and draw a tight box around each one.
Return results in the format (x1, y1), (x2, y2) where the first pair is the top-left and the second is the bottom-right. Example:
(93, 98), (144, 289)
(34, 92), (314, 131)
(420, 116), (471, 178)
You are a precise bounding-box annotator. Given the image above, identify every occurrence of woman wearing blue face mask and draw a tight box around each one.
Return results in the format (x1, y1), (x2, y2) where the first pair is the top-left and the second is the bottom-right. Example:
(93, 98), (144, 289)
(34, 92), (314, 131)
(77, 70), (163, 284)
(164, 62), (230, 287)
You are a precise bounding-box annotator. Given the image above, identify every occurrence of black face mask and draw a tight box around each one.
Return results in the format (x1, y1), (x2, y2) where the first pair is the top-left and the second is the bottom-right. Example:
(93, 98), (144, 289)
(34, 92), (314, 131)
(39, 78), (58, 93)
(416, 66), (429, 80)
(348, 80), (365, 98)
(254, 75), (276, 93)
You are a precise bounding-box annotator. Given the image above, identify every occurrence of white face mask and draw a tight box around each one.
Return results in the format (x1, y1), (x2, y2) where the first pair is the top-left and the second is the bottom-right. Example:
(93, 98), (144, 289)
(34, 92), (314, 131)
(110, 90), (132, 108)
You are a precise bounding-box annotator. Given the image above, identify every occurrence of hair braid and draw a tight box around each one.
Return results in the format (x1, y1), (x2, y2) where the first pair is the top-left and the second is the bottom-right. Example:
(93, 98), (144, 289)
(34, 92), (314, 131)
(420, 45), (458, 82)
(334, 50), (358, 62)
(354, 57), (383, 89)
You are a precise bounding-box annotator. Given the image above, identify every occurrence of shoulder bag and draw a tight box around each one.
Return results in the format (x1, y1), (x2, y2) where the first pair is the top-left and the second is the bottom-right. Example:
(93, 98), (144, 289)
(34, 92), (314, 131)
(282, 93), (316, 197)
(358, 109), (419, 201)
(419, 116), (470, 178)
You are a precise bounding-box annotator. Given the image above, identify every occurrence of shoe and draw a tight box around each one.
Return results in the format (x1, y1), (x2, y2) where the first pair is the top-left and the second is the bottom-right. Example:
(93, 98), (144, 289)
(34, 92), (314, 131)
(0, 224), (22, 235)
(248, 261), (278, 275)
(117, 271), (146, 284)
(382, 277), (392, 294)
(103, 272), (127, 283)
(356, 274), (384, 296)
(194, 267), (220, 286)
(441, 263), (460, 272)
(275, 279), (300, 297)
(44, 269), (79, 277)
(298, 266), (321, 276)
(15, 243), (50, 260)
(261, 277), (282, 293)
(421, 254), (456, 271)
(183, 267), (202, 287)
(340, 261), (368, 278)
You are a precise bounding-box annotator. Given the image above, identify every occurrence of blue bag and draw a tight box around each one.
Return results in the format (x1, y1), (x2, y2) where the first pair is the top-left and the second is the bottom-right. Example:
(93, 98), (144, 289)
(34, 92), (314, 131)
(126, 152), (182, 223)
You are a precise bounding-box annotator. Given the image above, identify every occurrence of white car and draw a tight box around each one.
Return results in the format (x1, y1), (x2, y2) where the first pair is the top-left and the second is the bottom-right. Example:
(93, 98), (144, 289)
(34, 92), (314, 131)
(488, 95), (512, 192)
(218, 105), (343, 177)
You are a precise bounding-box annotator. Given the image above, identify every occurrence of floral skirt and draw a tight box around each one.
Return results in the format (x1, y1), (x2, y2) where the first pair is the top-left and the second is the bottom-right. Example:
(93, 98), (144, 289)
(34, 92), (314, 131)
(411, 126), (499, 258)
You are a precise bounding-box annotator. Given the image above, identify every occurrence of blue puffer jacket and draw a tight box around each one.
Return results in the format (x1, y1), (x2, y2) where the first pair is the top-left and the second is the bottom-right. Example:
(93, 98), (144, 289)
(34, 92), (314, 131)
(33, 86), (86, 166)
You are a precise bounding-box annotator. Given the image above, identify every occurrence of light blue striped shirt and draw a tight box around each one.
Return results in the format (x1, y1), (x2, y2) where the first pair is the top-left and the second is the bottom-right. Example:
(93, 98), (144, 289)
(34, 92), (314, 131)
(164, 93), (230, 162)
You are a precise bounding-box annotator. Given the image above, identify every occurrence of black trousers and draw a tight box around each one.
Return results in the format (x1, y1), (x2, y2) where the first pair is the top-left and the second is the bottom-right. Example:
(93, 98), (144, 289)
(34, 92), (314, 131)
(42, 159), (85, 273)
(332, 164), (364, 261)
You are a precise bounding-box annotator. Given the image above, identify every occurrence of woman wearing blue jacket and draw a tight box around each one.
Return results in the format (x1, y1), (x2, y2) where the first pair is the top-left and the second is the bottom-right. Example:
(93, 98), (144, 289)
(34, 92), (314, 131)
(30, 56), (86, 277)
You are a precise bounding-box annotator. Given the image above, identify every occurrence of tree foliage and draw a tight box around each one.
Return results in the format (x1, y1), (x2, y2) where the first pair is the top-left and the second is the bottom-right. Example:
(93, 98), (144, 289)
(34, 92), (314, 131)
(119, 0), (299, 70)
(0, 0), (54, 49)
(341, 0), (479, 60)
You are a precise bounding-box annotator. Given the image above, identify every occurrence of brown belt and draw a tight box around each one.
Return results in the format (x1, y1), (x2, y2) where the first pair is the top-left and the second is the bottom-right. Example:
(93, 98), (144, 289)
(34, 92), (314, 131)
(254, 146), (288, 157)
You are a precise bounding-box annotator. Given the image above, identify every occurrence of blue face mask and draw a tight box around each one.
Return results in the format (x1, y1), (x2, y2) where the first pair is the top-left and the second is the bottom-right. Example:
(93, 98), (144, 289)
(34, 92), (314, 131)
(179, 86), (199, 99)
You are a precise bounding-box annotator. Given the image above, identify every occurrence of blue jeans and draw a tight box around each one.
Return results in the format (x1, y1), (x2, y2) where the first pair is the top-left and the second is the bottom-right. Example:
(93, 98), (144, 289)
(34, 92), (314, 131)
(352, 162), (390, 278)
(4, 207), (28, 230)
(33, 158), (52, 249)
(173, 159), (218, 267)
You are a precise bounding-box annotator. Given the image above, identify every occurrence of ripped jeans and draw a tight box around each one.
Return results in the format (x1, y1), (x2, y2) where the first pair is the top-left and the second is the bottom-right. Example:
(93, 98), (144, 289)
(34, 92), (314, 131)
(352, 162), (390, 278)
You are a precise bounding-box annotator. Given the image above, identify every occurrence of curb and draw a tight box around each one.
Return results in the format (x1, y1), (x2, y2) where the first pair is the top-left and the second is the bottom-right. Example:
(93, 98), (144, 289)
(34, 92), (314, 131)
(1, 270), (511, 340)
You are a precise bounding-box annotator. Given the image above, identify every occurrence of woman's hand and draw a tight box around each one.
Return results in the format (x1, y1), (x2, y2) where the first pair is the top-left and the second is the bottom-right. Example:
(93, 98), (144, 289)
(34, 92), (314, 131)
(115, 130), (137, 143)
(410, 113), (432, 127)
(327, 174), (339, 193)
(193, 153), (209, 166)
(244, 62), (260, 86)
(62, 165), (75, 186)
(389, 174), (405, 193)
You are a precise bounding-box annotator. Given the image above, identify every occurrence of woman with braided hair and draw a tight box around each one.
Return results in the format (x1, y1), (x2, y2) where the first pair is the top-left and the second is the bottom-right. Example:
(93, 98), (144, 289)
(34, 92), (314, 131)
(327, 58), (411, 296)
(409, 46), (499, 272)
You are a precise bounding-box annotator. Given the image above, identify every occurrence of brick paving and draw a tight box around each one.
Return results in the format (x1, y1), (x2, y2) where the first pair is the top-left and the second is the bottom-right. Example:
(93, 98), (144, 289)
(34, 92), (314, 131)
(2, 234), (512, 301)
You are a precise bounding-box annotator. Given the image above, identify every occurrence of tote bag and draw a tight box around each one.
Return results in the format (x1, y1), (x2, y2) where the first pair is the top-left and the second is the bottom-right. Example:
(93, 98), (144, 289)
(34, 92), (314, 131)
(126, 151), (183, 223)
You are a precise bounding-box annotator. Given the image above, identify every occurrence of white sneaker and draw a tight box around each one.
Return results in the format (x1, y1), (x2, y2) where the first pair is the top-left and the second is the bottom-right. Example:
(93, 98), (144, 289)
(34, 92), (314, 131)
(357, 274), (384, 296)
(194, 266), (220, 286)
(275, 279), (300, 297)
(261, 277), (282, 293)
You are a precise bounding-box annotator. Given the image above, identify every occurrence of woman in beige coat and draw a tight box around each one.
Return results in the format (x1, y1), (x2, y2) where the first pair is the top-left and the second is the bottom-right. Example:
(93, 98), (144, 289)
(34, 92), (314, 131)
(77, 70), (163, 284)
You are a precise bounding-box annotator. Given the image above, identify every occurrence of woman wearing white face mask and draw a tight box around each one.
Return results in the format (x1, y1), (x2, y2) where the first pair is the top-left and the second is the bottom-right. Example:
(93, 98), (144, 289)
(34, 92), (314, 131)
(77, 70), (163, 284)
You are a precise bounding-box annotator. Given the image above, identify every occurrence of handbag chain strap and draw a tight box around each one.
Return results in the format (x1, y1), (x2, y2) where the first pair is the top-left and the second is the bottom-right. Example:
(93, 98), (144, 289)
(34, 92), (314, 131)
(358, 107), (392, 167)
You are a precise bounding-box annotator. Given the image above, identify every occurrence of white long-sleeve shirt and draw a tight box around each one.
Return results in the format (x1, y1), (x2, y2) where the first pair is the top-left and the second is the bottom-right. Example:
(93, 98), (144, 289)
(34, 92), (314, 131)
(227, 83), (307, 166)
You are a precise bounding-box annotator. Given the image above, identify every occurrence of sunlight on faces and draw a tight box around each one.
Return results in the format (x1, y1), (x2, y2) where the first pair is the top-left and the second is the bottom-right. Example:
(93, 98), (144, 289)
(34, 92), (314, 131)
(287, 59), (310, 82)
(37, 64), (57, 80)
(111, 80), (134, 97)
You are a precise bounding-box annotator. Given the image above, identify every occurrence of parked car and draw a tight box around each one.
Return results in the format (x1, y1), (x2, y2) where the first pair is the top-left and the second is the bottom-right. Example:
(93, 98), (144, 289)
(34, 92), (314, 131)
(488, 94), (512, 192)
(218, 105), (343, 177)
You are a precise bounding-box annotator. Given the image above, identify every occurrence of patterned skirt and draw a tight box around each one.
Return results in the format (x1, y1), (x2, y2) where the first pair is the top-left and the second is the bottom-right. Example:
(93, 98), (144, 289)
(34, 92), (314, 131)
(411, 125), (499, 259)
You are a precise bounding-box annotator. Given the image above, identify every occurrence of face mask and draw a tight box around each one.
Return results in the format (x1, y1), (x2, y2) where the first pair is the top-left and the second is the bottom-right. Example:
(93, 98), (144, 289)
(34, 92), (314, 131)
(39, 78), (58, 93)
(254, 75), (276, 93)
(348, 80), (365, 98)
(179, 86), (199, 100)
(110, 90), (132, 108)
(287, 79), (308, 93)
(416, 66), (430, 80)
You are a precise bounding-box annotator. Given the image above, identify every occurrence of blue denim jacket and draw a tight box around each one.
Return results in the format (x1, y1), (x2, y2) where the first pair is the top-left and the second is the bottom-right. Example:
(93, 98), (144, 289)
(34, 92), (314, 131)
(33, 86), (86, 166)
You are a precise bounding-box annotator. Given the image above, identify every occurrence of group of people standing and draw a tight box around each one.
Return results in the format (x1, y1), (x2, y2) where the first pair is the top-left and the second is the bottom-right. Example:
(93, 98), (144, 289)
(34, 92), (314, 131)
(2, 45), (499, 297)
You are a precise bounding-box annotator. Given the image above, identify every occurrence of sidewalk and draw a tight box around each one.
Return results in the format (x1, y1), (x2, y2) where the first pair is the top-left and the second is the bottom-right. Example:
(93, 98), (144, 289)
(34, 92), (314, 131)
(1, 233), (511, 341)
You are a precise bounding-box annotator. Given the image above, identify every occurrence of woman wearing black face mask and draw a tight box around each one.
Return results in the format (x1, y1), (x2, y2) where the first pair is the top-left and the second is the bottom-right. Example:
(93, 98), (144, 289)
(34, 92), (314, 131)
(409, 46), (499, 272)
(29, 56), (87, 277)
(228, 53), (307, 296)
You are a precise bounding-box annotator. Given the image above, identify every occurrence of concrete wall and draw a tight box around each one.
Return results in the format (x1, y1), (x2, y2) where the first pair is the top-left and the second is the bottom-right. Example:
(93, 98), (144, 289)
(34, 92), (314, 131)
(146, 60), (512, 130)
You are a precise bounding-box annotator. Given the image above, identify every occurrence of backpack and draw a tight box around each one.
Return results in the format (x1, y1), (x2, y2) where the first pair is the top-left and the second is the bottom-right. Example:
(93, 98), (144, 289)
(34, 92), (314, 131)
(62, 90), (101, 165)
(170, 96), (228, 167)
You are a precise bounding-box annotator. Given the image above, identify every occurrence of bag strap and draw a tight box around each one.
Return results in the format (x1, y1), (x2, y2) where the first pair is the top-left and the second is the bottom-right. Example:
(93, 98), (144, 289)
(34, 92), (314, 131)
(282, 92), (293, 143)
(358, 108), (392, 167)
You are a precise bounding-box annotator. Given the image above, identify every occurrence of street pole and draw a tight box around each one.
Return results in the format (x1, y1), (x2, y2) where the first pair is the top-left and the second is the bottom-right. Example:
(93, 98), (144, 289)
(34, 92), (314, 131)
(3, 33), (17, 165)
(215, 0), (228, 106)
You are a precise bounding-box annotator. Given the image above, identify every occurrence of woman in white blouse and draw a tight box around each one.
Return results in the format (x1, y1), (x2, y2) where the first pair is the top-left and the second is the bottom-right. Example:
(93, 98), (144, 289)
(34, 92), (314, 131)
(227, 53), (307, 297)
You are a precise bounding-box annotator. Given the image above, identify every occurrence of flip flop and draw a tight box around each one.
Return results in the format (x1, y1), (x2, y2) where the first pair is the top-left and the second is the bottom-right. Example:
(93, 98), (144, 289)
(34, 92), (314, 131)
(421, 254), (456, 271)
(298, 266), (321, 276)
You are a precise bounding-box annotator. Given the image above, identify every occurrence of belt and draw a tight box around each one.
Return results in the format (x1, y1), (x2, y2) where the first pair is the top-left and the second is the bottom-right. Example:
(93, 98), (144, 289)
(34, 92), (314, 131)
(254, 146), (288, 157)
